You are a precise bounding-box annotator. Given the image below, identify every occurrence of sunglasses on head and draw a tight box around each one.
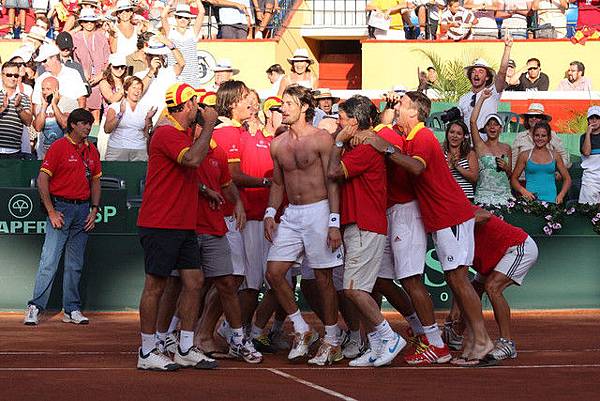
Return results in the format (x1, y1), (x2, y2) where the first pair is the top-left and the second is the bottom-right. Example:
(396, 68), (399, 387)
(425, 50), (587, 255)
(3, 73), (19, 78)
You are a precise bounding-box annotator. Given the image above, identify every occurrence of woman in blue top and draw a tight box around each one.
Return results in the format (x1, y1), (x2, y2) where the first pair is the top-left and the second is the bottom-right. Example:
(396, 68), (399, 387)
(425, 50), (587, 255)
(511, 121), (571, 204)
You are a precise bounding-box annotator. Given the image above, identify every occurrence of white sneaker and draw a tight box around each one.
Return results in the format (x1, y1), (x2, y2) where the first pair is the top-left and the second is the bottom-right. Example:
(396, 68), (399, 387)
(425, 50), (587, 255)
(349, 348), (378, 367)
(165, 332), (179, 355)
(175, 346), (218, 369)
(62, 310), (89, 325)
(24, 305), (39, 325)
(137, 348), (179, 371)
(490, 338), (517, 360)
(374, 333), (406, 367)
(288, 329), (317, 361)
(229, 340), (263, 364)
(342, 334), (364, 359)
(308, 340), (343, 366)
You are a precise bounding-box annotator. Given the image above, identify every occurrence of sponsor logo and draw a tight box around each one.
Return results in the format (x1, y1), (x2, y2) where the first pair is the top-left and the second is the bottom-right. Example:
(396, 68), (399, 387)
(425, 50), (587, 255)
(8, 194), (33, 219)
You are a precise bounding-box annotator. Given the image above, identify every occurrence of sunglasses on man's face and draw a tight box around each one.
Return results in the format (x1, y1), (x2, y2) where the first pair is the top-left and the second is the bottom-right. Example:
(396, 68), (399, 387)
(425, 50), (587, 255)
(528, 67), (539, 71)
(3, 73), (20, 78)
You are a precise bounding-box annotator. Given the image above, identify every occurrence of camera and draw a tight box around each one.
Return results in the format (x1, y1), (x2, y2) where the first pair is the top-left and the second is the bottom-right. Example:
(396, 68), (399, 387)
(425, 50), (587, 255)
(440, 107), (462, 124)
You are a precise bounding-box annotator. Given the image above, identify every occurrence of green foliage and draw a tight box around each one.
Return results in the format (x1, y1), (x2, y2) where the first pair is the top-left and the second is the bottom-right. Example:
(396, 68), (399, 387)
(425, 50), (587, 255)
(557, 109), (595, 134)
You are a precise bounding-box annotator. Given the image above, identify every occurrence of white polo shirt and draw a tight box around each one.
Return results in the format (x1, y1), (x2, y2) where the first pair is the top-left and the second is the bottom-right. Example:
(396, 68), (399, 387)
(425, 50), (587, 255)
(458, 84), (501, 134)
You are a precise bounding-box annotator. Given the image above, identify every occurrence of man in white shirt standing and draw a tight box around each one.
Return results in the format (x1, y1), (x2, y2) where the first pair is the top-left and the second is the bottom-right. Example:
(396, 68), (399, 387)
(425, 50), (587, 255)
(218, 0), (252, 39)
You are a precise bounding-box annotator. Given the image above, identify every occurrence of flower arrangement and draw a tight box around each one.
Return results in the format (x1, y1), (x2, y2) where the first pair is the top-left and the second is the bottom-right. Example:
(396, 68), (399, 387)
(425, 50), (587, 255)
(479, 198), (566, 235)
(572, 203), (600, 235)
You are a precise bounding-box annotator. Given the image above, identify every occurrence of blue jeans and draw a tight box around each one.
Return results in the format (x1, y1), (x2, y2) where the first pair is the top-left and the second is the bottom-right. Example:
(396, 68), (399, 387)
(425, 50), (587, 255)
(28, 201), (90, 313)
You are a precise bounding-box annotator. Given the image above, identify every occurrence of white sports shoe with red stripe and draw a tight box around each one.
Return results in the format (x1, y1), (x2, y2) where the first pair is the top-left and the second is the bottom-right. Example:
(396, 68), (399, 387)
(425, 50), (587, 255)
(404, 343), (452, 365)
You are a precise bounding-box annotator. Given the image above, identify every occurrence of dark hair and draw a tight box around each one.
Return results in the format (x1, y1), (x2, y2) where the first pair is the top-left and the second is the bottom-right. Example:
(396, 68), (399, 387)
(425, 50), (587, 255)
(570, 61), (585, 75)
(283, 84), (315, 123)
(404, 91), (431, 122)
(427, 66), (436, 71)
(527, 58), (541, 67)
(216, 80), (249, 118)
(167, 103), (187, 114)
(523, 114), (550, 130)
(447, 0), (460, 6)
(102, 62), (128, 91)
(266, 64), (285, 75)
(532, 121), (551, 137)
(443, 120), (472, 159)
(369, 102), (381, 126)
(339, 95), (373, 130)
(1, 61), (20, 72)
(123, 76), (144, 93)
(66, 108), (94, 133)
(137, 32), (154, 50)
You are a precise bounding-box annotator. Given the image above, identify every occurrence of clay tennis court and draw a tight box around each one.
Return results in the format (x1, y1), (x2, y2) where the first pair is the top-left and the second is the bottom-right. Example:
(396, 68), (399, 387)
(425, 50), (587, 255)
(2, 310), (599, 401)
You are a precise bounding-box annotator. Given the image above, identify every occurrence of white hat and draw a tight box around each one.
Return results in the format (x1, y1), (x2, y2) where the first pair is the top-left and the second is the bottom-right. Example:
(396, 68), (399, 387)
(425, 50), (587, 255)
(464, 58), (496, 77)
(34, 43), (60, 62)
(174, 3), (195, 18)
(79, 8), (100, 22)
(287, 48), (314, 64)
(9, 44), (35, 62)
(23, 26), (48, 42)
(212, 59), (239, 75)
(483, 113), (503, 127)
(108, 53), (127, 66)
(314, 88), (339, 102)
(143, 37), (171, 55)
(588, 105), (600, 119)
(520, 103), (552, 121)
(111, 0), (135, 16)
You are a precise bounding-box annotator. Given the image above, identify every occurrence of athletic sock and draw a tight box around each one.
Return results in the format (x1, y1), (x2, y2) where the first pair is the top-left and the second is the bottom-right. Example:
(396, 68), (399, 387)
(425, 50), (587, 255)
(288, 310), (309, 334)
(423, 324), (444, 347)
(405, 312), (425, 336)
(270, 319), (284, 333)
(324, 324), (340, 346)
(141, 333), (157, 356)
(374, 320), (395, 341)
(156, 331), (167, 343)
(167, 315), (180, 334)
(179, 330), (194, 353)
(367, 331), (381, 352)
(230, 327), (245, 346)
(250, 324), (263, 339)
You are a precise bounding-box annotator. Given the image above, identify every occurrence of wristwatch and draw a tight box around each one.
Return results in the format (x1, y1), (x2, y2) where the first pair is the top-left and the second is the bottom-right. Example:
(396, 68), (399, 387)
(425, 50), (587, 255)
(262, 177), (271, 187)
(335, 140), (344, 148)
(384, 145), (396, 156)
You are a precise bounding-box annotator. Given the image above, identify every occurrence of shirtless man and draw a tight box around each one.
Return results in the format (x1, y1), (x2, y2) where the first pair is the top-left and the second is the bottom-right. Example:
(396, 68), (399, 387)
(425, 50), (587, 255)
(264, 85), (344, 365)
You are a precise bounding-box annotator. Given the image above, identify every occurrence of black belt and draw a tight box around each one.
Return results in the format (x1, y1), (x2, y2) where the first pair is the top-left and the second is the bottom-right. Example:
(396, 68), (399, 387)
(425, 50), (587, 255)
(52, 196), (89, 205)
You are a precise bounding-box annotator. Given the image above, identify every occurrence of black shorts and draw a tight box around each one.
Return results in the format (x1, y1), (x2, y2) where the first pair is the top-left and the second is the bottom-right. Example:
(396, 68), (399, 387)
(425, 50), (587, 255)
(139, 227), (201, 277)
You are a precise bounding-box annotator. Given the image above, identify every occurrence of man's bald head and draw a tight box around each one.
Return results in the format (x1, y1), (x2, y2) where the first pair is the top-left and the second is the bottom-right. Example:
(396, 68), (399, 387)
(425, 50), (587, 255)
(41, 76), (59, 98)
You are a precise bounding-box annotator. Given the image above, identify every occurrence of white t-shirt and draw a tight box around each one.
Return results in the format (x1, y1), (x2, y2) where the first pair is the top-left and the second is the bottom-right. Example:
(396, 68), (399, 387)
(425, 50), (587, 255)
(458, 84), (501, 135)
(135, 66), (178, 125)
(219, 0), (250, 25)
(32, 66), (87, 105)
(106, 101), (148, 150)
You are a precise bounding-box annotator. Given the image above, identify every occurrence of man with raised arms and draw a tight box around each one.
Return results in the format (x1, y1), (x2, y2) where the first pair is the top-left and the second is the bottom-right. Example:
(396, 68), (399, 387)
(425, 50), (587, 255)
(264, 85), (344, 364)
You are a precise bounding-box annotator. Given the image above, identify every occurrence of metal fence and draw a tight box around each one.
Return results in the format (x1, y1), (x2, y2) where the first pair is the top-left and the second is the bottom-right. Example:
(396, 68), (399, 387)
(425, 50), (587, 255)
(307, 0), (368, 27)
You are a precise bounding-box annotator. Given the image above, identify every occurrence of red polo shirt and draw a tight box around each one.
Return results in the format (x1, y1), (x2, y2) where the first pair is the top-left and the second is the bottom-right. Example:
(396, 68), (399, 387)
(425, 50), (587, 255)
(40, 136), (102, 200)
(137, 124), (198, 230)
(473, 215), (528, 275)
(240, 128), (274, 221)
(340, 144), (387, 235)
(212, 122), (243, 217)
(374, 124), (416, 207)
(404, 123), (474, 233)
(196, 143), (231, 236)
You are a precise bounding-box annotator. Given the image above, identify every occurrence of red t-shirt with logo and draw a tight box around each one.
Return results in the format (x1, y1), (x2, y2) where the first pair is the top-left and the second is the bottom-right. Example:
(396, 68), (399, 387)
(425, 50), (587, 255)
(340, 144), (387, 235)
(196, 144), (232, 236)
(404, 123), (474, 233)
(473, 215), (529, 275)
(40, 136), (102, 200)
(374, 124), (416, 207)
(137, 125), (198, 230)
(240, 129), (274, 221)
(212, 123), (242, 217)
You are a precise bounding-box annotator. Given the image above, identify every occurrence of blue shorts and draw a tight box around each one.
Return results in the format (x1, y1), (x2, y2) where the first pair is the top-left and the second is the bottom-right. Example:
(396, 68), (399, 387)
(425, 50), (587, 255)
(5, 0), (30, 9)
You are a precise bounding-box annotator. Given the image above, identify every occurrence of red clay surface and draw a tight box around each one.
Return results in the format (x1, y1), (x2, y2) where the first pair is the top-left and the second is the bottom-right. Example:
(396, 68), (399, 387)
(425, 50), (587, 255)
(2, 310), (599, 401)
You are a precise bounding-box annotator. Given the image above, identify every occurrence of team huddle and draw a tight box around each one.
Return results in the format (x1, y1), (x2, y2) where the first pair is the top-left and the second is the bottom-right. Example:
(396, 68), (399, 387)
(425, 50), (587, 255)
(134, 80), (539, 371)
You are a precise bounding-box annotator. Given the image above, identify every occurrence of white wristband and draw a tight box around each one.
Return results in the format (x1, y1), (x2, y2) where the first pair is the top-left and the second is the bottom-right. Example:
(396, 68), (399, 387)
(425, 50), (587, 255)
(264, 207), (277, 220)
(329, 213), (340, 228)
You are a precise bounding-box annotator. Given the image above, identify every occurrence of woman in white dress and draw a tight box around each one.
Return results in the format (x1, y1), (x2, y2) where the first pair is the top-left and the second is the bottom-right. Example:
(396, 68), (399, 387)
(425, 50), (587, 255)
(277, 48), (317, 97)
(109, 0), (139, 56)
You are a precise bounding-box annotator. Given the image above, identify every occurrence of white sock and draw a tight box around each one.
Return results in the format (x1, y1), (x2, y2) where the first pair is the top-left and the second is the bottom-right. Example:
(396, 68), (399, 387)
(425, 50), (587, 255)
(349, 330), (362, 342)
(366, 331), (380, 351)
(230, 327), (245, 346)
(156, 331), (167, 343)
(167, 315), (180, 334)
(405, 312), (425, 335)
(179, 330), (194, 353)
(324, 324), (340, 346)
(423, 324), (444, 347)
(288, 310), (309, 333)
(250, 323), (263, 339)
(375, 320), (395, 340)
(270, 319), (284, 333)
(141, 333), (157, 355)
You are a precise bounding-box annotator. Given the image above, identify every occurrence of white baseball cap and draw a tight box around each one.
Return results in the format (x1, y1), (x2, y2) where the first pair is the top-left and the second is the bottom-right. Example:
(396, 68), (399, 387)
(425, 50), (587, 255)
(34, 43), (60, 62)
(588, 105), (600, 119)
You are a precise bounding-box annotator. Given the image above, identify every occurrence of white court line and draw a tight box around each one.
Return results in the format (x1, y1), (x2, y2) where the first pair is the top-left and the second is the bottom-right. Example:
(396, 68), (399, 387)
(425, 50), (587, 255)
(2, 348), (600, 355)
(267, 368), (358, 401)
(0, 364), (599, 371)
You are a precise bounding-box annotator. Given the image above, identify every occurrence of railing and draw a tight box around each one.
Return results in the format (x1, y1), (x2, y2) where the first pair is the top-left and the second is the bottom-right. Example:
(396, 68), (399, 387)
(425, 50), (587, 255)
(307, 0), (368, 27)
(271, 0), (298, 36)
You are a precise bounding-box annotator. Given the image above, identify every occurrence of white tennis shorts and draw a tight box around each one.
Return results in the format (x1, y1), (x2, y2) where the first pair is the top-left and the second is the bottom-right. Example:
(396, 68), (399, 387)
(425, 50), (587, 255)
(431, 218), (475, 272)
(225, 216), (247, 276)
(240, 220), (270, 290)
(474, 236), (538, 286)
